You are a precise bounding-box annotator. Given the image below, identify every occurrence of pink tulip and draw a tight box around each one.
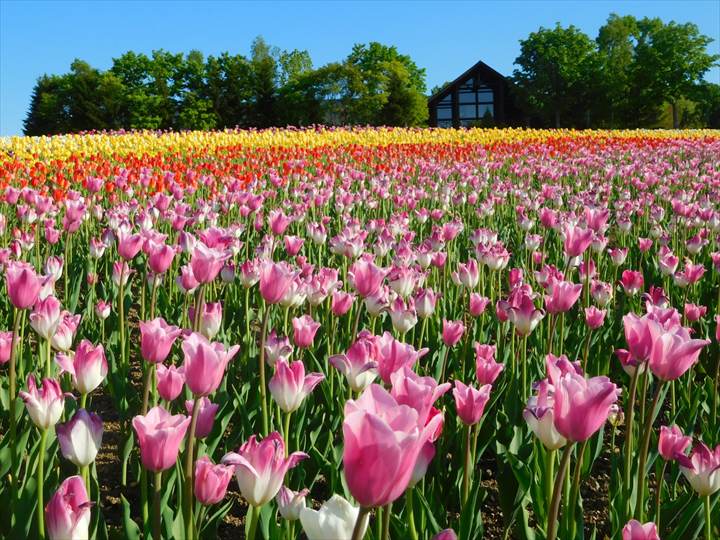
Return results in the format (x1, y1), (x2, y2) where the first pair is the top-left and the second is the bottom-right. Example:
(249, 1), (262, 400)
(563, 224), (593, 258)
(375, 331), (428, 384)
(5, 261), (41, 309)
(415, 288), (439, 318)
(349, 258), (387, 298)
(259, 261), (296, 304)
(552, 373), (619, 442)
(620, 270), (644, 296)
(474, 343), (504, 385)
(140, 318), (182, 363)
(56, 409), (103, 467)
(147, 242), (175, 274)
(658, 425), (692, 461)
(329, 334), (379, 392)
(117, 231), (143, 260)
(343, 384), (442, 507)
(452, 259), (479, 289)
(29, 295), (62, 340)
(132, 406), (191, 471)
(433, 530), (458, 540)
(111, 260), (131, 287)
(292, 314), (321, 348)
(222, 431), (307, 506)
(545, 280), (583, 314)
(184, 396), (219, 438)
(442, 319), (465, 347)
(194, 456), (234, 505)
(157, 364), (185, 401)
(453, 380), (492, 425)
(648, 324), (709, 381)
(19, 375), (65, 429)
(390, 366), (451, 424)
(0, 331), (12, 364)
(176, 264), (200, 294)
(269, 359), (325, 413)
(584, 306), (606, 329)
(189, 302), (223, 339)
(284, 235), (304, 256)
(45, 476), (92, 540)
(276, 486), (309, 520)
(55, 339), (107, 394)
(524, 379), (567, 450)
(51, 311), (81, 352)
(268, 209), (292, 235)
(622, 520), (660, 540)
(190, 242), (228, 284)
(181, 332), (239, 397)
(676, 442), (720, 496)
(331, 290), (355, 316)
(507, 292), (545, 336)
(617, 313), (655, 363)
(264, 330), (293, 367)
(684, 303), (706, 323)
(469, 293), (490, 317)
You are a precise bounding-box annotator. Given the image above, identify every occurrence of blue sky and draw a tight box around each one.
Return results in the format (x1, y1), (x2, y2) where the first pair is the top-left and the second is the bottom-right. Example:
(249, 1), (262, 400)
(1, 0), (718, 135)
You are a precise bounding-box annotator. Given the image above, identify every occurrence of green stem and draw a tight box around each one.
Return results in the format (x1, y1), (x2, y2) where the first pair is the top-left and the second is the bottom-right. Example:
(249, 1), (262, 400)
(547, 443), (574, 540)
(545, 448), (556, 528)
(462, 423), (472, 507)
(153, 471), (162, 540)
(247, 504), (261, 540)
(623, 366), (641, 520)
(184, 397), (202, 540)
(406, 489), (418, 540)
(655, 459), (668, 531)
(568, 440), (589, 539)
(634, 381), (665, 520)
(8, 307), (20, 512)
(381, 503), (391, 540)
(283, 411), (292, 456)
(350, 507), (370, 540)
(44, 337), (52, 378)
(37, 429), (48, 540)
(705, 495), (712, 540)
(258, 306), (271, 435)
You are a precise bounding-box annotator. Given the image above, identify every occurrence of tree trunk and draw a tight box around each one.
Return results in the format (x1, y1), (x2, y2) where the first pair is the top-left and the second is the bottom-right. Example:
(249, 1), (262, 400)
(672, 101), (679, 129)
(554, 109), (560, 128)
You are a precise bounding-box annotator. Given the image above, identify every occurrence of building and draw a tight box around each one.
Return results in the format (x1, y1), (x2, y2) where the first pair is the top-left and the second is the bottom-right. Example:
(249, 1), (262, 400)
(428, 60), (515, 128)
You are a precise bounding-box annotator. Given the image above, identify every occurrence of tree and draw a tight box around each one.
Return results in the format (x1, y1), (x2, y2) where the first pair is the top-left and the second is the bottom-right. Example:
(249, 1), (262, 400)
(512, 24), (600, 127)
(378, 60), (428, 126)
(24, 74), (72, 135)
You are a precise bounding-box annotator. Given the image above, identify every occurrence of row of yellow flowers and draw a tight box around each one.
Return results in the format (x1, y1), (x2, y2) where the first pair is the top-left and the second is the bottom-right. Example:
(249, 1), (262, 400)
(2, 127), (719, 162)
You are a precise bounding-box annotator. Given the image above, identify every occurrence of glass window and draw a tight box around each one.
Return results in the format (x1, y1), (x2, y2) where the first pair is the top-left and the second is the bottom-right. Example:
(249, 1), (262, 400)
(459, 92), (476, 104)
(439, 94), (452, 105)
(437, 107), (452, 120)
(478, 104), (494, 118)
(459, 104), (477, 119)
(437, 119), (453, 128)
(459, 77), (474, 89)
(477, 89), (494, 103)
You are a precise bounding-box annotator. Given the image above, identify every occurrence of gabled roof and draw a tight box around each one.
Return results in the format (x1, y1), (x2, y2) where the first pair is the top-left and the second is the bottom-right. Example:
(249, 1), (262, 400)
(428, 60), (507, 105)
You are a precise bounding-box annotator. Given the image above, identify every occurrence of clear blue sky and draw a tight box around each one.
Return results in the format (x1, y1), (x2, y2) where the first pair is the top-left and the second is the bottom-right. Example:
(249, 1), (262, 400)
(1, 0), (718, 135)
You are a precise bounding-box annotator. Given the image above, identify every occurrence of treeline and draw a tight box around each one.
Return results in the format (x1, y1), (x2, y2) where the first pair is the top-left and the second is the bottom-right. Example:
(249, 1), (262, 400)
(23, 38), (429, 135)
(511, 15), (720, 128)
(22, 14), (720, 134)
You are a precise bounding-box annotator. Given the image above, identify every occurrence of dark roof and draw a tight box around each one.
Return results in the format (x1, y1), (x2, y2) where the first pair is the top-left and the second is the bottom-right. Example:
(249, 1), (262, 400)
(428, 60), (507, 105)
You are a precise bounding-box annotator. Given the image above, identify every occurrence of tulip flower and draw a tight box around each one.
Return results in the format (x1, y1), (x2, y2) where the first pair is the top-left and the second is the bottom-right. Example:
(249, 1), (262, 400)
(469, 293), (490, 317)
(56, 339), (107, 396)
(677, 442), (720, 496)
(269, 359), (325, 413)
(507, 293), (545, 336)
(453, 380), (492, 426)
(264, 330), (293, 367)
(95, 300), (111, 320)
(181, 332), (239, 397)
(648, 324), (709, 381)
(276, 486), (309, 521)
(545, 280), (583, 314)
(622, 520), (660, 540)
(329, 335), (379, 393)
(331, 290), (355, 316)
(524, 380), (567, 450)
(415, 288), (439, 318)
(292, 314), (321, 348)
(584, 306), (606, 329)
(190, 242), (228, 284)
(433, 530), (459, 540)
(30, 295), (62, 340)
(620, 270), (644, 296)
(375, 331), (428, 384)
(563, 224), (593, 259)
(452, 259), (479, 289)
(117, 231), (143, 260)
(552, 373), (619, 442)
(157, 364), (185, 401)
(390, 366), (451, 423)
(184, 396), (219, 438)
(45, 476), (92, 540)
(442, 319), (465, 347)
(132, 406), (191, 472)
(299, 494), (366, 540)
(140, 318), (182, 364)
(19, 375), (65, 429)
(222, 431), (308, 506)
(349, 258), (387, 297)
(6, 261), (41, 309)
(194, 456), (234, 505)
(658, 425), (692, 461)
(56, 409), (103, 467)
(343, 384), (442, 507)
(51, 311), (81, 352)
(684, 302), (706, 323)
(188, 301), (223, 339)
(475, 343), (504, 385)
(259, 261), (296, 304)
(147, 242), (175, 274)
(0, 330), (12, 364)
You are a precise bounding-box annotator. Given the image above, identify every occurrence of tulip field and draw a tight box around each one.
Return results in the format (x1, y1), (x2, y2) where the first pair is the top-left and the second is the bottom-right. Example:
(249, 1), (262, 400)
(1, 127), (720, 540)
